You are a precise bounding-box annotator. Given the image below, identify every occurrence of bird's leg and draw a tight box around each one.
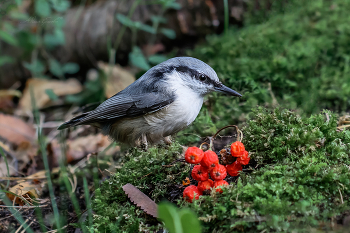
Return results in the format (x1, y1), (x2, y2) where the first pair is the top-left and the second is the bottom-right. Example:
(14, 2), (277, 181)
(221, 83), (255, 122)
(164, 136), (172, 145)
(141, 134), (148, 150)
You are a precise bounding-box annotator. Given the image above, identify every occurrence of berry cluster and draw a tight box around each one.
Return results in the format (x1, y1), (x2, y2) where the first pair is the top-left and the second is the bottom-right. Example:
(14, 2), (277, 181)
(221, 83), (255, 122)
(183, 141), (250, 203)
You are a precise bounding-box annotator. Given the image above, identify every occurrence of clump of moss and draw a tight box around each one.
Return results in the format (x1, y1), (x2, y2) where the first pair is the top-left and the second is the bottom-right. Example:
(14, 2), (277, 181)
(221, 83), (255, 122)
(180, 0), (350, 141)
(91, 107), (350, 232)
(184, 108), (350, 232)
(243, 107), (349, 164)
(91, 143), (190, 232)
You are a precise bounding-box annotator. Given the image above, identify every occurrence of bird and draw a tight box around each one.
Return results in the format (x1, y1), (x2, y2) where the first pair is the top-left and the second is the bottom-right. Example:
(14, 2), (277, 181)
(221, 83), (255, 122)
(58, 57), (242, 148)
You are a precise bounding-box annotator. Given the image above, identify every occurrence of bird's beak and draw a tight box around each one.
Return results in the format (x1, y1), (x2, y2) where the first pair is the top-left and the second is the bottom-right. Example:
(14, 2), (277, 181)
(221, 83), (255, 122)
(214, 84), (242, 97)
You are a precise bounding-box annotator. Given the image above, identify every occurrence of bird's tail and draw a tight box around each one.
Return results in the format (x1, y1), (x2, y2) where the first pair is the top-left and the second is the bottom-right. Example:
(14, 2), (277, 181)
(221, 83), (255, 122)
(57, 112), (90, 130)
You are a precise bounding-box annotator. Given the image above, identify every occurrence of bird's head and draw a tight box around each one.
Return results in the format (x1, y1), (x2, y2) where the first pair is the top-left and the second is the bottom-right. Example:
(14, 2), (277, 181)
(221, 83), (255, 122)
(154, 57), (242, 97)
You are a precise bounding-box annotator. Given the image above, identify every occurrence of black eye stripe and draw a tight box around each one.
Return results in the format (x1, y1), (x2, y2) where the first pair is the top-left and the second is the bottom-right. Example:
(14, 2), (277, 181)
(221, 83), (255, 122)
(174, 66), (214, 85)
(151, 65), (218, 86)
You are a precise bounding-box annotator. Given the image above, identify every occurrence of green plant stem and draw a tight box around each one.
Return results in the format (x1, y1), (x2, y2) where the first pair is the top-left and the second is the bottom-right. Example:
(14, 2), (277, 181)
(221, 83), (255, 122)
(83, 177), (93, 230)
(30, 87), (62, 232)
(34, 206), (47, 233)
(58, 132), (85, 227)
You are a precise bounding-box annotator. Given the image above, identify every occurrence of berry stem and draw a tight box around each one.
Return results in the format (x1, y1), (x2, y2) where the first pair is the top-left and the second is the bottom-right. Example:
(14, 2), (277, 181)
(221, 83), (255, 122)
(212, 125), (243, 142)
(199, 142), (210, 151)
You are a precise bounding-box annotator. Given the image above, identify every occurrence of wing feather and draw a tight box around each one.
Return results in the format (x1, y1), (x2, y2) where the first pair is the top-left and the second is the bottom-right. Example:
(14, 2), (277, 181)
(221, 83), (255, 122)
(77, 92), (175, 124)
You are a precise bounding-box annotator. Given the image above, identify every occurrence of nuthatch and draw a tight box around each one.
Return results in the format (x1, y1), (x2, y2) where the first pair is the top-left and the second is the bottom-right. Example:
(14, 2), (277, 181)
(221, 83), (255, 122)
(58, 57), (242, 147)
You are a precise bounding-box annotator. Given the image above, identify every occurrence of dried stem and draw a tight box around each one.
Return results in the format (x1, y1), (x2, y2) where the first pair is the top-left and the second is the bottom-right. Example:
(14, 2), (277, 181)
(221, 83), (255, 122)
(212, 125), (243, 142)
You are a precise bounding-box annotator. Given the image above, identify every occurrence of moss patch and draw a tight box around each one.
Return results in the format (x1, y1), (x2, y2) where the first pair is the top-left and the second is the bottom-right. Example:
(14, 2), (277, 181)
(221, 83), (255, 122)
(91, 108), (350, 232)
(91, 143), (190, 232)
(178, 0), (350, 142)
(186, 108), (350, 232)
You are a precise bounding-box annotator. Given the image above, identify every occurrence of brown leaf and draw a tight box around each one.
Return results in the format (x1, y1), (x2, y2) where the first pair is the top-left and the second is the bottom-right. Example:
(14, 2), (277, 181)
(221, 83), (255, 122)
(0, 90), (21, 112)
(6, 168), (59, 206)
(0, 164), (17, 178)
(98, 62), (135, 98)
(48, 134), (119, 165)
(0, 114), (36, 145)
(123, 183), (158, 218)
(0, 140), (38, 177)
(19, 78), (83, 111)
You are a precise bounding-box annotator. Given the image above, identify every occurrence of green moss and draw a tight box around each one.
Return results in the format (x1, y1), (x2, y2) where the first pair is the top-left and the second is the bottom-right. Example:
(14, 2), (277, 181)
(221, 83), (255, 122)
(179, 0), (350, 141)
(185, 108), (350, 232)
(91, 0), (350, 231)
(91, 143), (190, 232)
(91, 108), (350, 232)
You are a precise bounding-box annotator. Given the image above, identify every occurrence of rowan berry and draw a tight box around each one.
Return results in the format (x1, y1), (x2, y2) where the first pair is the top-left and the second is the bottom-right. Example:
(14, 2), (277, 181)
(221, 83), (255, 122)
(183, 185), (202, 203)
(226, 161), (242, 176)
(230, 141), (245, 157)
(200, 150), (219, 169)
(210, 164), (227, 181)
(214, 180), (229, 193)
(237, 150), (250, 165)
(191, 165), (209, 181)
(185, 147), (204, 164)
(198, 179), (214, 194)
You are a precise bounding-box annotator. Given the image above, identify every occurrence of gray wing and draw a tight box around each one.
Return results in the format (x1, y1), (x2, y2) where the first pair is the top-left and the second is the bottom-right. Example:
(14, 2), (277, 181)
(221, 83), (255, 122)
(78, 91), (175, 124)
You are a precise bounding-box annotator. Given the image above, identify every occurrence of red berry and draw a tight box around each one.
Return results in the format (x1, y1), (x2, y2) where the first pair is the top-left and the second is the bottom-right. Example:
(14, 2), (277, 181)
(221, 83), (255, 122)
(210, 164), (227, 181)
(183, 185), (202, 203)
(200, 150), (219, 169)
(226, 161), (242, 176)
(230, 141), (245, 157)
(237, 150), (250, 165)
(185, 147), (204, 164)
(198, 179), (214, 193)
(214, 180), (229, 193)
(191, 165), (209, 181)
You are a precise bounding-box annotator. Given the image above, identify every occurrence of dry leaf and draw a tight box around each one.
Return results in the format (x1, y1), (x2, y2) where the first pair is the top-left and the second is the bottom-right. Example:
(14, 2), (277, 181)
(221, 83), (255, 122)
(182, 177), (190, 186)
(0, 89), (21, 111)
(48, 134), (119, 165)
(15, 141), (38, 173)
(123, 183), (158, 217)
(98, 62), (135, 98)
(0, 113), (36, 145)
(0, 140), (38, 177)
(0, 141), (17, 177)
(19, 78), (83, 111)
(0, 141), (10, 152)
(6, 168), (59, 206)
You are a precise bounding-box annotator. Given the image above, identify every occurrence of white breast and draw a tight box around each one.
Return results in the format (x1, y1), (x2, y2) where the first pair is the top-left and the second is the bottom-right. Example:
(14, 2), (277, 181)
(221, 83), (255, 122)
(144, 73), (204, 137)
(170, 85), (203, 126)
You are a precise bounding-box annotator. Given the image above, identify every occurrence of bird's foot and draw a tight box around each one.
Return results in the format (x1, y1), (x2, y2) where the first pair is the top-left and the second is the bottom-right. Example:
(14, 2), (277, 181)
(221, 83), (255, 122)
(164, 136), (172, 145)
(141, 134), (148, 151)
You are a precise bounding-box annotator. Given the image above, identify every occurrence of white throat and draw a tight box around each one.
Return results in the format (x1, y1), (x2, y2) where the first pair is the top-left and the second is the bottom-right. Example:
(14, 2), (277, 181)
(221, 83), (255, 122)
(166, 72), (204, 126)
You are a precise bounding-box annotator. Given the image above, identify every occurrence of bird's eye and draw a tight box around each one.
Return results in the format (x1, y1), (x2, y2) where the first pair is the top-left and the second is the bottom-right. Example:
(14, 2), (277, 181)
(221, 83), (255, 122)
(199, 74), (207, 82)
